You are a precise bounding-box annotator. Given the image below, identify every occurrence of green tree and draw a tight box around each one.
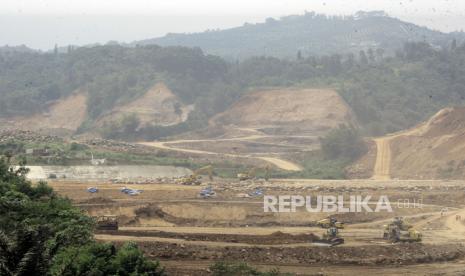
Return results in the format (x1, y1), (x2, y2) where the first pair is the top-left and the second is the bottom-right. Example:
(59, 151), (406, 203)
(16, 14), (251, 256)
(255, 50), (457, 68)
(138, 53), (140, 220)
(50, 242), (165, 276)
(320, 124), (367, 161)
(0, 158), (163, 275)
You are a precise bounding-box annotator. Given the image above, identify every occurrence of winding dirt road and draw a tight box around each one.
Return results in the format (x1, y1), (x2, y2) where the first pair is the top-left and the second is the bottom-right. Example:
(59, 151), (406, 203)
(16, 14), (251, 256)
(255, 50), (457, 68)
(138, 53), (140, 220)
(139, 132), (303, 171)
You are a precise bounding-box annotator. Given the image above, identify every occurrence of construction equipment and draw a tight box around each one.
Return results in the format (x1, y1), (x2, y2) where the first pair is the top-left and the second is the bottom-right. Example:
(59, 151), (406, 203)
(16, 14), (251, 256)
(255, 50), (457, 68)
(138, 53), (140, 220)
(179, 165), (213, 185)
(237, 168), (257, 181)
(315, 227), (345, 246)
(383, 217), (422, 242)
(95, 215), (118, 230)
(317, 217), (345, 229)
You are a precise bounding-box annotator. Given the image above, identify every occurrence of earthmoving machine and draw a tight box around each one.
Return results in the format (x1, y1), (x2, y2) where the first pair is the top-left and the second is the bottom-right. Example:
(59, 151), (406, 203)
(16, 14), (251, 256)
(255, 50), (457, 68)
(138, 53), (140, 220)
(238, 165), (271, 181)
(317, 226), (345, 246)
(383, 217), (422, 243)
(95, 215), (118, 231)
(317, 217), (345, 229)
(237, 167), (257, 181)
(178, 165), (213, 185)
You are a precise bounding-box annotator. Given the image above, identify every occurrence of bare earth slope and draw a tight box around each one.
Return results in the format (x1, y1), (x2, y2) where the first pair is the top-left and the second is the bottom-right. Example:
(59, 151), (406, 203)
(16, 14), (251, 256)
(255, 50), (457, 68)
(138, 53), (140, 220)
(210, 88), (356, 136)
(97, 83), (194, 128)
(370, 107), (465, 180)
(1, 90), (87, 136)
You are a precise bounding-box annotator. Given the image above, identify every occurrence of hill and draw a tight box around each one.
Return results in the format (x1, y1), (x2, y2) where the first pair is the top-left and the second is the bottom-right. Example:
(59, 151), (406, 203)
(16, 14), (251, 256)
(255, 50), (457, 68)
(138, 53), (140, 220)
(2, 39), (465, 141)
(211, 88), (356, 136)
(388, 107), (465, 179)
(0, 90), (87, 136)
(134, 11), (464, 60)
(352, 107), (465, 180)
(96, 83), (194, 128)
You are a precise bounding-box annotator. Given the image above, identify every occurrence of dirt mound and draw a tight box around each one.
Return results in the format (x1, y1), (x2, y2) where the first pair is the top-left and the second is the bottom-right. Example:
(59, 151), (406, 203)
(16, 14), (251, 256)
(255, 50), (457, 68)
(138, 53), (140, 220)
(99, 230), (319, 245)
(210, 88), (356, 136)
(119, 241), (464, 266)
(3, 90), (87, 135)
(97, 83), (193, 128)
(78, 197), (115, 204)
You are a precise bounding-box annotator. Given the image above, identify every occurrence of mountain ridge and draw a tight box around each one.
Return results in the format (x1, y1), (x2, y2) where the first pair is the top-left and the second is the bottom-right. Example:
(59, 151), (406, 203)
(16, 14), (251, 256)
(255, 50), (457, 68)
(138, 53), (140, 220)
(134, 11), (465, 59)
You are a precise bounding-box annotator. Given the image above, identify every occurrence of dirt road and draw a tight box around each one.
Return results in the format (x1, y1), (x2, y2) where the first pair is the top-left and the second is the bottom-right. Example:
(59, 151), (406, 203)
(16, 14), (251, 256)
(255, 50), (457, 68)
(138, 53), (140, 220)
(140, 133), (303, 171)
(371, 110), (444, 180)
(373, 138), (392, 180)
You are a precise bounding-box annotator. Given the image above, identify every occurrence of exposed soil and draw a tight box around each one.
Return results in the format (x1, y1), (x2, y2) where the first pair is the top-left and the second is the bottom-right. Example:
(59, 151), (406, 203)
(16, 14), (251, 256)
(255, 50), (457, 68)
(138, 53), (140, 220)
(97, 83), (193, 128)
(210, 88), (357, 136)
(98, 230), (319, 245)
(1, 90), (87, 136)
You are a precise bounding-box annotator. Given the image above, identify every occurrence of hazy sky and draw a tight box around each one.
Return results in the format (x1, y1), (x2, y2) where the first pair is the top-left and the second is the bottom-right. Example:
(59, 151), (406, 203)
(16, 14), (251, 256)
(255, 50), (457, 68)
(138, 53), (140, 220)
(1, 0), (465, 50)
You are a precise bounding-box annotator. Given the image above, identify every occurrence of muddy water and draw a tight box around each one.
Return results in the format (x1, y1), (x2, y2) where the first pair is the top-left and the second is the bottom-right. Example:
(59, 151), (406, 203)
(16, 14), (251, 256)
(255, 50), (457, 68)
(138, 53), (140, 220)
(18, 165), (192, 180)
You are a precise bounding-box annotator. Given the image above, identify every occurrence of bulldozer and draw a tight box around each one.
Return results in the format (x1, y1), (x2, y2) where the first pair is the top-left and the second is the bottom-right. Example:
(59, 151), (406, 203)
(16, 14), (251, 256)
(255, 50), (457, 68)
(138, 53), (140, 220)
(317, 217), (345, 229)
(315, 226), (345, 246)
(95, 215), (118, 231)
(178, 165), (213, 185)
(383, 217), (422, 243)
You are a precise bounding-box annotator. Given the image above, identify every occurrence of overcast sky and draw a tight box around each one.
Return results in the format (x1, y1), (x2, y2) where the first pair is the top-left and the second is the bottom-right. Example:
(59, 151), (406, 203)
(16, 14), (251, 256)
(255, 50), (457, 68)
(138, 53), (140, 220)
(1, 0), (465, 50)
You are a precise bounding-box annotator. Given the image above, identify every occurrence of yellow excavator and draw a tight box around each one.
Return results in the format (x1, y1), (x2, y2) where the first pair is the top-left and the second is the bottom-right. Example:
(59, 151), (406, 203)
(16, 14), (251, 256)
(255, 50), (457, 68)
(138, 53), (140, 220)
(383, 217), (422, 242)
(179, 165), (213, 185)
(237, 165), (271, 181)
(317, 217), (345, 229)
(237, 168), (257, 181)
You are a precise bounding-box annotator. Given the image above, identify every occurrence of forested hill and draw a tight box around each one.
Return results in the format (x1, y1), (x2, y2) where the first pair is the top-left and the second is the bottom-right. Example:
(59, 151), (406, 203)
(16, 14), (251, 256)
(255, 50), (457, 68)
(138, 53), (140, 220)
(134, 11), (465, 60)
(2, 41), (465, 140)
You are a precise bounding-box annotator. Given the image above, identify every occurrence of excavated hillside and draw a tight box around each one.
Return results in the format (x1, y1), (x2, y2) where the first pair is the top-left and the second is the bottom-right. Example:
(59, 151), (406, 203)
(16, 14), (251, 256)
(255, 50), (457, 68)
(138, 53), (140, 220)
(210, 88), (356, 136)
(97, 83), (194, 128)
(389, 107), (465, 179)
(353, 107), (465, 180)
(0, 90), (88, 136)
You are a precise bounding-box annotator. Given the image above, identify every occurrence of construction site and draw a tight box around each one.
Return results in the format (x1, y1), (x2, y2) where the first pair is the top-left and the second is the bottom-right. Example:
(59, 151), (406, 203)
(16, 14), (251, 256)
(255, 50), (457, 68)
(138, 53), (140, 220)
(33, 104), (465, 275)
(2, 86), (463, 275)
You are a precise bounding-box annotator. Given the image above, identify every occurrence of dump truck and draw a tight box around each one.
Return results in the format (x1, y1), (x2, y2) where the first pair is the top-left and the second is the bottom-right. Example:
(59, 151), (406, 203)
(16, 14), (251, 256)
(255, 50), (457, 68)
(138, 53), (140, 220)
(95, 215), (118, 231)
(383, 217), (422, 242)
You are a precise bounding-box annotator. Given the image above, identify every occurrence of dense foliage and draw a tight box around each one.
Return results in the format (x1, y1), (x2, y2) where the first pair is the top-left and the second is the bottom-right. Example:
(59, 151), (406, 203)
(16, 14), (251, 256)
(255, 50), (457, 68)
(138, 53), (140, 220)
(2, 38), (465, 138)
(50, 242), (164, 276)
(0, 158), (163, 275)
(320, 124), (367, 161)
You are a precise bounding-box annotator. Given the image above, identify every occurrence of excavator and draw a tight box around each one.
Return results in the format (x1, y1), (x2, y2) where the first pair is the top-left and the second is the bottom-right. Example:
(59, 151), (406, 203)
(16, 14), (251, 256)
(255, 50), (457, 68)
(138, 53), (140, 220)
(178, 165), (213, 185)
(317, 217), (345, 229)
(237, 165), (271, 181)
(237, 167), (256, 181)
(319, 226), (345, 246)
(383, 217), (422, 243)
